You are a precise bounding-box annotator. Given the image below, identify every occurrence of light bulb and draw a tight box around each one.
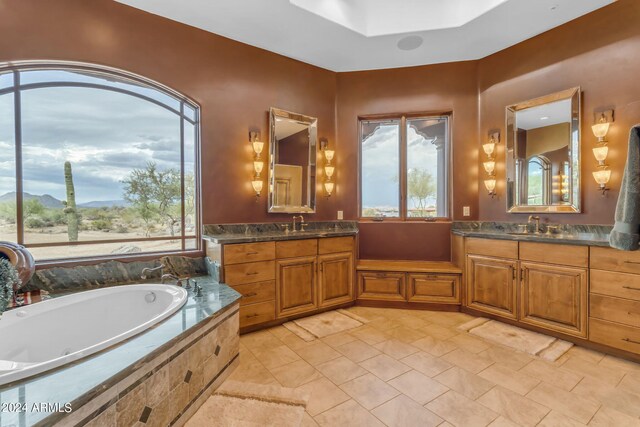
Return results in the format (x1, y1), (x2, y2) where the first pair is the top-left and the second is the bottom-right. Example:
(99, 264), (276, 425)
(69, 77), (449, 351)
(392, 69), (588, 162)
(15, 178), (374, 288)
(324, 149), (335, 163)
(483, 161), (496, 175)
(252, 140), (264, 156)
(324, 182), (334, 196)
(592, 146), (609, 165)
(253, 161), (264, 175)
(591, 122), (610, 141)
(251, 179), (263, 195)
(484, 179), (496, 193)
(592, 169), (611, 186)
(482, 142), (495, 157)
(324, 166), (335, 178)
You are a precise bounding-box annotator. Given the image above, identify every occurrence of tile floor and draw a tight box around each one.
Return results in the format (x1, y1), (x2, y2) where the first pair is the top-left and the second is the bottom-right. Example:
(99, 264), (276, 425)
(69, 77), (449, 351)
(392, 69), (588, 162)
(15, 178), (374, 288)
(221, 307), (640, 426)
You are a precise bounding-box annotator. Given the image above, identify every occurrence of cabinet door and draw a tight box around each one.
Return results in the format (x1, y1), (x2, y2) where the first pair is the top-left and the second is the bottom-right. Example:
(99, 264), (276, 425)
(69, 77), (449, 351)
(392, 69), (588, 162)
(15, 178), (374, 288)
(407, 273), (460, 304)
(520, 261), (587, 338)
(466, 255), (518, 319)
(357, 271), (406, 301)
(275, 256), (317, 318)
(318, 252), (354, 308)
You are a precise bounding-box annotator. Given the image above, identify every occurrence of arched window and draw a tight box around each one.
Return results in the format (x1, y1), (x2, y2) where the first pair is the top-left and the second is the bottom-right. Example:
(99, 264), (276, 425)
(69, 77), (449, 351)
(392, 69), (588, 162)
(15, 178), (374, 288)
(526, 155), (550, 205)
(0, 62), (200, 262)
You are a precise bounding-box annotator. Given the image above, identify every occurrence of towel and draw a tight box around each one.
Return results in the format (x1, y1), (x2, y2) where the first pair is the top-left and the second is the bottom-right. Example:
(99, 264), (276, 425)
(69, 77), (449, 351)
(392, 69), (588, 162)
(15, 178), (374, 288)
(610, 125), (640, 250)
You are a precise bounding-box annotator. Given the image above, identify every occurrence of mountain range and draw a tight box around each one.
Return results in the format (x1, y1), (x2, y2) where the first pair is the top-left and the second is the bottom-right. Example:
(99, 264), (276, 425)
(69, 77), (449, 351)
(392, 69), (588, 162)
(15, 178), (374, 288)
(0, 192), (130, 208)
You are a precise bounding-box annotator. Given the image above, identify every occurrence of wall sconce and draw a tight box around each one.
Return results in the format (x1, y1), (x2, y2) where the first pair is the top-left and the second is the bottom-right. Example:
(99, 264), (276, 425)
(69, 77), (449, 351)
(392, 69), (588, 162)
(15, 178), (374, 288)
(591, 110), (613, 195)
(321, 139), (335, 197)
(249, 131), (264, 197)
(482, 131), (499, 197)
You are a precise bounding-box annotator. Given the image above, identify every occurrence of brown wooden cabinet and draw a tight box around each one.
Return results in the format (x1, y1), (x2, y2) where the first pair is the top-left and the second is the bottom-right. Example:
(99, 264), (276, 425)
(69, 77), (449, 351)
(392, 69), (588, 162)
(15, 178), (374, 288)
(407, 273), (460, 304)
(466, 254), (518, 320)
(519, 261), (587, 338)
(358, 271), (406, 301)
(276, 256), (318, 318)
(318, 252), (354, 308)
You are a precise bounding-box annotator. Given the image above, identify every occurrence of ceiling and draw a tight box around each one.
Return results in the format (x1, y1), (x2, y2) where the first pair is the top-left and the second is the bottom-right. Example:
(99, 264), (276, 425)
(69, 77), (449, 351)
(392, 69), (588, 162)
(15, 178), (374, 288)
(516, 99), (572, 130)
(115, 0), (615, 72)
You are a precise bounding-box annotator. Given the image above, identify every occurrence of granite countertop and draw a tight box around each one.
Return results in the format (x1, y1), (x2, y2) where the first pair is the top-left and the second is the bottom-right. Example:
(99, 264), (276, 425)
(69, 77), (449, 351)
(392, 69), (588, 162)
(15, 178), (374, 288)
(204, 221), (358, 244)
(0, 277), (241, 427)
(451, 229), (610, 247)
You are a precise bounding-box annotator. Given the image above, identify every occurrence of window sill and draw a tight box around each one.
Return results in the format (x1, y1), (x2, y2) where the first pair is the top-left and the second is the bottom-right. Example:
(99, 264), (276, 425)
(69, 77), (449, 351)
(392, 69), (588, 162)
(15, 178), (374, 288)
(34, 249), (205, 270)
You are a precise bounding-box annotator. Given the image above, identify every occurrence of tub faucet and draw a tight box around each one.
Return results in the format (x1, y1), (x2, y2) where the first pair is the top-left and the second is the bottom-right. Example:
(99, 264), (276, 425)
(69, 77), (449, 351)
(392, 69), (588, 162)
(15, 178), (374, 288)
(161, 273), (183, 286)
(141, 263), (165, 280)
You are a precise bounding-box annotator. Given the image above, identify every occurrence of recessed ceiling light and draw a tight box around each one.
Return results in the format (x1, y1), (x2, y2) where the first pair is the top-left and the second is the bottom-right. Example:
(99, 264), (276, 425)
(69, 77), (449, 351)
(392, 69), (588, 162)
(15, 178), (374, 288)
(550, 4), (559, 11)
(397, 35), (423, 51)
(540, 116), (550, 121)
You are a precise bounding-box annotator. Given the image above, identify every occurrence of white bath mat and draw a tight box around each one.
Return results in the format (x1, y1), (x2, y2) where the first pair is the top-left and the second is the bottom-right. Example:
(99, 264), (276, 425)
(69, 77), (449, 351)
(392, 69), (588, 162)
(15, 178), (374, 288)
(284, 311), (363, 341)
(458, 318), (573, 361)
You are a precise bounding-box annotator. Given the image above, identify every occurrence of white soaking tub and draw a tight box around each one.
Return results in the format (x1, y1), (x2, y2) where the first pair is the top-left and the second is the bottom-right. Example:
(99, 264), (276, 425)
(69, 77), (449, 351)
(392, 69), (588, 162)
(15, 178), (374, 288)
(0, 284), (188, 386)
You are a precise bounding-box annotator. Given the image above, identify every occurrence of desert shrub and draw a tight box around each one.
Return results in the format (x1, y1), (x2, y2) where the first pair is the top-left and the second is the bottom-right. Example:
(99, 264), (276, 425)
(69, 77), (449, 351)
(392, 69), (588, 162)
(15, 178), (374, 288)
(25, 216), (49, 228)
(115, 224), (129, 233)
(91, 219), (113, 231)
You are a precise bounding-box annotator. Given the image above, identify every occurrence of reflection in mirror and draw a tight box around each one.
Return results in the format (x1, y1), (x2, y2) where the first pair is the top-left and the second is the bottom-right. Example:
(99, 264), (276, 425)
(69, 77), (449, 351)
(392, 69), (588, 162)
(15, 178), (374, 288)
(506, 88), (581, 213)
(268, 108), (317, 213)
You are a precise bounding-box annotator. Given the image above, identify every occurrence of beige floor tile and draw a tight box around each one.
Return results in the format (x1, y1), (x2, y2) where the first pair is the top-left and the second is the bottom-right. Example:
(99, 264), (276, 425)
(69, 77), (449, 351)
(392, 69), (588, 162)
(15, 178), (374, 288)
(252, 344), (301, 369)
(565, 346), (606, 364)
(435, 367), (495, 400)
(280, 332), (317, 351)
(388, 370), (449, 405)
(412, 335), (458, 357)
(447, 333), (491, 354)
(350, 326), (390, 345)
(598, 355), (640, 374)
(426, 390), (499, 427)
(340, 373), (400, 410)
(572, 376), (615, 402)
(321, 332), (357, 348)
(561, 356), (626, 387)
(401, 351), (453, 377)
(367, 317), (403, 331)
(488, 416), (519, 427)
(588, 406), (640, 427)
(385, 326), (428, 343)
(269, 359), (323, 388)
(479, 346), (533, 371)
(373, 339), (420, 359)
(316, 356), (368, 385)
(296, 377), (351, 416)
(336, 339), (382, 362)
(393, 315), (431, 330)
(441, 348), (494, 374)
(519, 360), (582, 391)
(295, 341), (342, 365)
(477, 386), (550, 427)
(527, 382), (600, 424)
(478, 364), (539, 395)
(618, 372), (640, 396)
(267, 325), (293, 340)
(227, 361), (279, 385)
(314, 399), (385, 427)
(424, 312), (467, 327)
(302, 411), (320, 426)
(538, 411), (587, 427)
(371, 395), (443, 427)
(422, 323), (458, 340)
(359, 354), (411, 381)
(600, 387), (640, 418)
(241, 329), (283, 350)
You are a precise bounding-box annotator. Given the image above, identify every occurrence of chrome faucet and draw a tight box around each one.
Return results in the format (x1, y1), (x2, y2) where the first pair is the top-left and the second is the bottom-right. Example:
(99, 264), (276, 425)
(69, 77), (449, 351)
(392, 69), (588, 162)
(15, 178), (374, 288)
(161, 273), (183, 286)
(141, 263), (165, 280)
(528, 215), (542, 234)
(292, 215), (304, 232)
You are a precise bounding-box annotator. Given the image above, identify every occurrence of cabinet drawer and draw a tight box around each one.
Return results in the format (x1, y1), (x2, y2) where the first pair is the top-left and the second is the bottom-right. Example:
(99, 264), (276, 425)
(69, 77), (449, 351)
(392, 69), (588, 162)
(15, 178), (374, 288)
(319, 236), (355, 254)
(520, 242), (588, 268)
(466, 238), (518, 259)
(232, 281), (275, 306)
(591, 270), (640, 302)
(239, 301), (275, 328)
(224, 242), (275, 265)
(407, 273), (460, 304)
(357, 271), (406, 301)
(591, 246), (640, 274)
(590, 294), (640, 328)
(589, 318), (640, 354)
(224, 260), (275, 285)
(276, 239), (318, 258)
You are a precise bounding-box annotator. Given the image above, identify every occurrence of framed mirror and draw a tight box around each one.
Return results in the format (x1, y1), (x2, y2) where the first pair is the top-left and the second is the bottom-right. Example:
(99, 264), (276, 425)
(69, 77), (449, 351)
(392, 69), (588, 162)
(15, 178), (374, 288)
(268, 107), (317, 213)
(505, 87), (581, 213)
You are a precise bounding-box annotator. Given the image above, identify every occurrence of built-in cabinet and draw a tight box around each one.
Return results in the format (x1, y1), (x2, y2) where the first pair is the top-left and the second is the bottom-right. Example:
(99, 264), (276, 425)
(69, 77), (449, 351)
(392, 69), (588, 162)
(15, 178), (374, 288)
(209, 236), (355, 330)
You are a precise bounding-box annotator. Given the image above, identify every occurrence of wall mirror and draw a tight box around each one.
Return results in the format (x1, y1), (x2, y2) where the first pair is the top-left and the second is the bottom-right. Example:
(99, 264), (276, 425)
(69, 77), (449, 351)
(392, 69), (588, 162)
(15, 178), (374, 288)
(505, 87), (581, 213)
(268, 107), (317, 213)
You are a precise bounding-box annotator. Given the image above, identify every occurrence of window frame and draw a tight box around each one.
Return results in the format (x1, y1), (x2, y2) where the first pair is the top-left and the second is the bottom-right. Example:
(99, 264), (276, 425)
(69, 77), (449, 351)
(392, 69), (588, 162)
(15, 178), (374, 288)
(0, 61), (203, 266)
(358, 111), (452, 222)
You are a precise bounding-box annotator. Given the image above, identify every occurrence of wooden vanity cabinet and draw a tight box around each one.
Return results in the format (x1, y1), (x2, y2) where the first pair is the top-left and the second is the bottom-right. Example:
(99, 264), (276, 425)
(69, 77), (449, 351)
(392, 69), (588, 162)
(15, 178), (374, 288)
(358, 271), (407, 301)
(276, 256), (318, 318)
(466, 255), (518, 320)
(318, 252), (354, 307)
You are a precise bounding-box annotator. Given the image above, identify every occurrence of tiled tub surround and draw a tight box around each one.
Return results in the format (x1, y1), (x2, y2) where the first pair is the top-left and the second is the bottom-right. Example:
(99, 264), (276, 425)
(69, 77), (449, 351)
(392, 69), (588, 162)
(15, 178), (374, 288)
(0, 278), (241, 427)
(452, 221), (612, 247)
(203, 221), (358, 244)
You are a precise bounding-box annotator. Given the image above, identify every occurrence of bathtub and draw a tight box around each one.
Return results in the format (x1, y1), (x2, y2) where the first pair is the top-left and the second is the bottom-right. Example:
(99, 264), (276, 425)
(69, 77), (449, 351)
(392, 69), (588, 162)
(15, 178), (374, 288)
(0, 284), (188, 386)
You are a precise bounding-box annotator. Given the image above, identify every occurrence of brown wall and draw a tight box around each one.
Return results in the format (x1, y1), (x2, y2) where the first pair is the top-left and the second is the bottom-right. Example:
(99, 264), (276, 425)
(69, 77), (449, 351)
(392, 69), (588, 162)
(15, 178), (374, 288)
(478, 0), (640, 225)
(0, 0), (339, 225)
(337, 61), (479, 260)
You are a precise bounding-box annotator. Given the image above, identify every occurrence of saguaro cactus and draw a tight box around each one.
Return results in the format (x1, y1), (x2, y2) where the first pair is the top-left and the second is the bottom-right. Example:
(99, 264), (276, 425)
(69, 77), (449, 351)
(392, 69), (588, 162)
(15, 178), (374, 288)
(64, 161), (79, 242)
